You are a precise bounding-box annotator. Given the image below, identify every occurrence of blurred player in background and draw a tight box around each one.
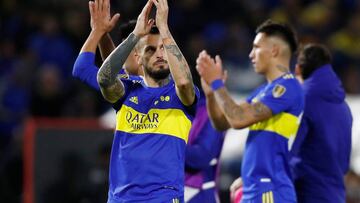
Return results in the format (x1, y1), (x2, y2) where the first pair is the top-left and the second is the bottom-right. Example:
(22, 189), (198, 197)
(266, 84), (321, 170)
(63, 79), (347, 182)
(184, 71), (226, 203)
(196, 20), (303, 203)
(94, 0), (198, 201)
(291, 43), (352, 203)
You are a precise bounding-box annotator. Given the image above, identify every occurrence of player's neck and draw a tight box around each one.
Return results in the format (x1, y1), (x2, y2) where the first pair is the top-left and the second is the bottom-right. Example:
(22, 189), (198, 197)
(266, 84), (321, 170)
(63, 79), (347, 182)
(265, 61), (290, 83)
(144, 75), (171, 87)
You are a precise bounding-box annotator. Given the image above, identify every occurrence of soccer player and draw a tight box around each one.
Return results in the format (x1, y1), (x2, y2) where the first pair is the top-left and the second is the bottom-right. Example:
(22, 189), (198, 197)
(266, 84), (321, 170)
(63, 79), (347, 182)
(73, 1), (225, 202)
(96, 0), (198, 202)
(196, 20), (303, 203)
(291, 44), (352, 203)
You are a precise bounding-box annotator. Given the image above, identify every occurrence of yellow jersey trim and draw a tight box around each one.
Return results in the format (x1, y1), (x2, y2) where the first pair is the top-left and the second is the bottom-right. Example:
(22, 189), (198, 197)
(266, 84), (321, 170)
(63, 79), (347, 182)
(249, 112), (300, 139)
(115, 105), (192, 143)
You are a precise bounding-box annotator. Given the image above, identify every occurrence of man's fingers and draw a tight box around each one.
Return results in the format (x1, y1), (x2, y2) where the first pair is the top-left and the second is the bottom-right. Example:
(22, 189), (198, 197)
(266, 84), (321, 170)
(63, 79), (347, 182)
(223, 70), (228, 82)
(151, 0), (159, 9)
(98, 0), (103, 11)
(142, 0), (154, 14)
(196, 65), (204, 76)
(94, 0), (99, 11)
(103, 0), (109, 12)
(110, 13), (120, 27)
(148, 19), (155, 26)
(158, 0), (168, 10)
(215, 55), (222, 66)
(89, 1), (95, 16)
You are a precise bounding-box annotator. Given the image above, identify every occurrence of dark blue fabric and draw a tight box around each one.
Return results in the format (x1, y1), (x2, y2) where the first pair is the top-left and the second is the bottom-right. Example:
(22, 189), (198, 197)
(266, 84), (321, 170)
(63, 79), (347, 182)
(290, 64), (352, 203)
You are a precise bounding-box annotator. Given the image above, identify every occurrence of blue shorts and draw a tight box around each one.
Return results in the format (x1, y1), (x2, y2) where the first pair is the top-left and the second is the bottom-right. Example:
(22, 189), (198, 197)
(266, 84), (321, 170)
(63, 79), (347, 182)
(241, 190), (296, 203)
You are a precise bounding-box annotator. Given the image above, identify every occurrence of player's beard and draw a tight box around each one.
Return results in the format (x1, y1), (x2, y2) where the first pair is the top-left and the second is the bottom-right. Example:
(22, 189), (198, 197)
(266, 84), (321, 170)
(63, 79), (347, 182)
(144, 65), (170, 80)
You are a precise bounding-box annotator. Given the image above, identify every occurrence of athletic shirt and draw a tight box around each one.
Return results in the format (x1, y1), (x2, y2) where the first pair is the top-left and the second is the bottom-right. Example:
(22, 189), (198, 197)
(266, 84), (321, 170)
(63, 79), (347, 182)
(108, 77), (198, 202)
(242, 73), (304, 201)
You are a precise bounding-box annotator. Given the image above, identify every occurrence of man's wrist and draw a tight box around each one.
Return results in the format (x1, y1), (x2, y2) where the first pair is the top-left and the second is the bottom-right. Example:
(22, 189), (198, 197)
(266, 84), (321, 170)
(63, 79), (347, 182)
(210, 79), (224, 91)
(159, 26), (170, 38)
(89, 30), (105, 41)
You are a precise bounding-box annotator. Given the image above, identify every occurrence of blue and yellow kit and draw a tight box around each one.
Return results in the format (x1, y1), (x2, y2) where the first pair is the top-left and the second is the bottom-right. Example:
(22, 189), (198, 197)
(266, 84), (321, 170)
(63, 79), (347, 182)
(108, 77), (198, 203)
(242, 73), (304, 203)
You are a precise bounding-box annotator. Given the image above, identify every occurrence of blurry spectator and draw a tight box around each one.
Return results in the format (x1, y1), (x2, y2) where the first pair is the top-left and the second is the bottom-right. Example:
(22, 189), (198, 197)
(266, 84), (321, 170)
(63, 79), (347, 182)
(291, 44), (352, 203)
(30, 64), (66, 117)
(28, 15), (75, 78)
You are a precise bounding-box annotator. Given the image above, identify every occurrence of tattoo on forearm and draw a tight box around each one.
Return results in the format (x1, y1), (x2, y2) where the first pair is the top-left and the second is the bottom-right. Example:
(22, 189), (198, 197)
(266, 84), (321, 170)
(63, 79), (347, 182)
(98, 33), (139, 86)
(97, 33), (139, 101)
(215, 89), (246, 120)
(215, 90), (271, 123)
(164, 44), (183, 61)
(165, 43), (193, 85)
(276, 64), (289, 73)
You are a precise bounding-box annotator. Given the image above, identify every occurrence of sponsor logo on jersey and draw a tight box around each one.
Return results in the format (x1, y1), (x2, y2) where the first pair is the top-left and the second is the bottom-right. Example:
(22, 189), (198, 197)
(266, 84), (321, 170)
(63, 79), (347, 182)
(129, 96), (138, 104)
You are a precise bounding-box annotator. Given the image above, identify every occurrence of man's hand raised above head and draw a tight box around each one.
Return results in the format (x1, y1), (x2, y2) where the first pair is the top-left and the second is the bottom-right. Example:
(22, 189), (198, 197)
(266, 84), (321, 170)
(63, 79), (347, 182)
(151, 0), (169, 35)
(89, 0), (120, 34)
(196, 50), (224, 85)
(133, 0), (155, 38)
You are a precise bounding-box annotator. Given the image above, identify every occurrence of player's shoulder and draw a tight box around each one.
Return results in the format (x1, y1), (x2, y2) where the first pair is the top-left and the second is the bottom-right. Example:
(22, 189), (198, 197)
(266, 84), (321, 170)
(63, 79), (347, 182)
(277, 74), (301, 90)
(270, 73), (302, 98)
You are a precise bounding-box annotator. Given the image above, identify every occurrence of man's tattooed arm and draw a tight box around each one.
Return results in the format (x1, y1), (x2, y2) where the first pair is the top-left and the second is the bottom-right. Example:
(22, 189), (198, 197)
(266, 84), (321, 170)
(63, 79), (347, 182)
(213, 88), (273, 129)
(162, 32), (195, 106)
(97, 33), (140, 103)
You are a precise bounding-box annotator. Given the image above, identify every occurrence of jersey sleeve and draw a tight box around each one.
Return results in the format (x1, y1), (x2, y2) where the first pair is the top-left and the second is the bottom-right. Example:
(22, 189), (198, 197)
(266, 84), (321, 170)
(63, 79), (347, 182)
(112, 77), (142, 112)
(259, 80), (297, 115)
(72, 52), (100, 91)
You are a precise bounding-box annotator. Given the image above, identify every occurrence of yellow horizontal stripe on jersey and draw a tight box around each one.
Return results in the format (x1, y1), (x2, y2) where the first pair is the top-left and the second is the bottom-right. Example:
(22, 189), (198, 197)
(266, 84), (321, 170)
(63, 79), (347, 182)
(249, 112), (300, 139)
(116, 105), (192, 143)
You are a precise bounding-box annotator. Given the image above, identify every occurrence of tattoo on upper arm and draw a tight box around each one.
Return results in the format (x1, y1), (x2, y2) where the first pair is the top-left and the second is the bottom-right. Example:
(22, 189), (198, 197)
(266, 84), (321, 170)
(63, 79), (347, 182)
(98, 60), (115, 88)
(251, 102), (272, 117)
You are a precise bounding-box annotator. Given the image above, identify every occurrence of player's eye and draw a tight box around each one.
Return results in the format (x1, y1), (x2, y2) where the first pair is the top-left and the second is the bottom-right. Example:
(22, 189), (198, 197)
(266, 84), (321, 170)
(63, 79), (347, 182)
(145, 46), (156, 53)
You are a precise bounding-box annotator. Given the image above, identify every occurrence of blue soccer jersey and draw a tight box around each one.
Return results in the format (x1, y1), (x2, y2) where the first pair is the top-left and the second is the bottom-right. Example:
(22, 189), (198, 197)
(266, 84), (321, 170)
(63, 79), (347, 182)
(108, 77), (198, 203)
(241, 73), (304, 202)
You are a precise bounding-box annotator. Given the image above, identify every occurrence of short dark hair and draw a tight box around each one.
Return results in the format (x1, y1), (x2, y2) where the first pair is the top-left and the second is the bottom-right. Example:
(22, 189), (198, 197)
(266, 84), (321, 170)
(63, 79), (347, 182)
(256, 19), (298, 54)
(297, 43), (332, 79)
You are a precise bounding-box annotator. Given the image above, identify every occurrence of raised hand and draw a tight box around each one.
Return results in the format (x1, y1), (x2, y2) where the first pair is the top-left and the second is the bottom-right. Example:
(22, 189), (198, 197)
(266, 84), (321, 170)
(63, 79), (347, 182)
(151, 0), (169, 33)
(89, 0), (120, 34)
(133, 0), (155, 37)
(196, 50), (224, 85)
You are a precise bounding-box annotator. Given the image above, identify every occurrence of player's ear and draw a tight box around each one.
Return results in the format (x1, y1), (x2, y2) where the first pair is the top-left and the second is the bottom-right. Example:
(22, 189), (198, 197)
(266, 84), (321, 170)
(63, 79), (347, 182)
(271, 44), (280, 57)
(134, 50), (142, 65)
